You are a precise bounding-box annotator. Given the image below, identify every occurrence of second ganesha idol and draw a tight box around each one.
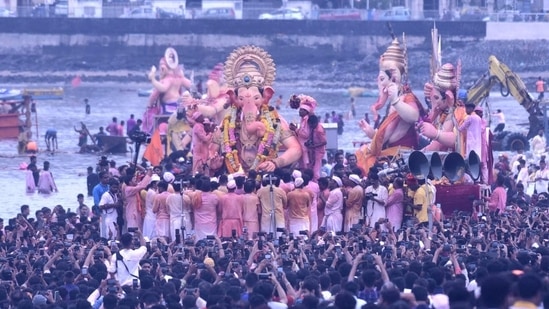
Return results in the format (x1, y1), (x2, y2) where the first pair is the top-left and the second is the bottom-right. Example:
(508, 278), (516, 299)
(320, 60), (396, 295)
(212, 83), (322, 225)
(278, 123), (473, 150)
(356, 37), (426, 173)
(208, 45), (302, 174)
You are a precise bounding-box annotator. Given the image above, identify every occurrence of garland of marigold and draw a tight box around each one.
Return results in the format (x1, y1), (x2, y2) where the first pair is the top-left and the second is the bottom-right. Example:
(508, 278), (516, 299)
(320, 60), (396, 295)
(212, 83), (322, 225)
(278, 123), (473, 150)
(222, 104), (282, 174)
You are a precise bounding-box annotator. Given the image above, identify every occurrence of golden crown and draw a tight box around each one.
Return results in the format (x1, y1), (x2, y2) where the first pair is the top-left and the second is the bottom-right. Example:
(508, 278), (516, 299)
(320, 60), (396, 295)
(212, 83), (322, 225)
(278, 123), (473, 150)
(433, 63), (457, 92)
(224, 46), (276, 89)
(379, 38), (407, 74)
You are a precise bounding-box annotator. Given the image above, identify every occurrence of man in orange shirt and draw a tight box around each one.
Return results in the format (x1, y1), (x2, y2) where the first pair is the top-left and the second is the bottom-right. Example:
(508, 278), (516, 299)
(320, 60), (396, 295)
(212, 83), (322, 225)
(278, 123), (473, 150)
(286, 177), (312, 234)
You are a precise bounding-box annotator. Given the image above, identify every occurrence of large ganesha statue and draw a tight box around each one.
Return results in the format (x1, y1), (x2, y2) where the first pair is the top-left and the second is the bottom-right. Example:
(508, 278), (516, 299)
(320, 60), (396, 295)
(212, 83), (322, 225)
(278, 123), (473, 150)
(144, 48), (192, 134)
(356, 38), (427, 172)
(209, 46), (302, 174)
(418, 63), (468, 155)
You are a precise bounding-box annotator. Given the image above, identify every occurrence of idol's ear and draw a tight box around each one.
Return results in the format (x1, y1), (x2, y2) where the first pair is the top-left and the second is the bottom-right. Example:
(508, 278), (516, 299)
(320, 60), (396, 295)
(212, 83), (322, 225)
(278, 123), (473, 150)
(262, 86), (275, 103)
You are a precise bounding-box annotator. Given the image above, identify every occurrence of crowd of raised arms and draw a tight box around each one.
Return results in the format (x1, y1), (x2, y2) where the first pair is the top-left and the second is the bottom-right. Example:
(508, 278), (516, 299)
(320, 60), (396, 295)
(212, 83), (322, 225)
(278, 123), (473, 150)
(4, 149), (549, 309)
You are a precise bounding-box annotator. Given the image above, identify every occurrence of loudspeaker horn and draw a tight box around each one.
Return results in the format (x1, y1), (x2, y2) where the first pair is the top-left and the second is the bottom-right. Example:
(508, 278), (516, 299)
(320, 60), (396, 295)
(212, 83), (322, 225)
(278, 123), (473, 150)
(408, 151), (430, 178)
(467, 150), (481, 181)
(442, 152), (466, 182)
(429, 152), (449, 180)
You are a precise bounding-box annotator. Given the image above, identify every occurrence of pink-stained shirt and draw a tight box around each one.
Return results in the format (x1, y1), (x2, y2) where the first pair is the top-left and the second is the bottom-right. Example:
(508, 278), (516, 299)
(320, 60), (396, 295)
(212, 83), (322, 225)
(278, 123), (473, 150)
(153, 191), (171, 238)
(37, 170), (57, 194)
(458, 113), (482, 157)
(487, 186), (506, 214)
(124, 175), (151, 229)
(193, 192), (219, 240)
(279, 182), (295, 194)
(385, 188), (404, 230)
(218, 192), (244, 237)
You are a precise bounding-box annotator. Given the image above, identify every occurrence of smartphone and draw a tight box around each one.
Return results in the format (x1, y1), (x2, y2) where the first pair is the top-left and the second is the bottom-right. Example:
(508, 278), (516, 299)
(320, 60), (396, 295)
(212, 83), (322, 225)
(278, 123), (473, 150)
(54, 291), (60, 302)
(66, 234), (74, 241)
(132, 279), (138, 289)
(81, 267), (88, 275)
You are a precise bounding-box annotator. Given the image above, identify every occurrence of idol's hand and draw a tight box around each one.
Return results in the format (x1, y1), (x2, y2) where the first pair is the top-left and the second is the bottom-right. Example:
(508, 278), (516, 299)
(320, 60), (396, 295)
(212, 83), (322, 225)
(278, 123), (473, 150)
(258, 160), (276, 172)
(418, 122), (438, 140)
(386, 82), (399, 104)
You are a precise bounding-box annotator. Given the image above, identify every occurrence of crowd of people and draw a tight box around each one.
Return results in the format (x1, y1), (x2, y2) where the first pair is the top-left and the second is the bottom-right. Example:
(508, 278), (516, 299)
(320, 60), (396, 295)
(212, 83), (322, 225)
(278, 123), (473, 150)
(5, 148), (549, 309)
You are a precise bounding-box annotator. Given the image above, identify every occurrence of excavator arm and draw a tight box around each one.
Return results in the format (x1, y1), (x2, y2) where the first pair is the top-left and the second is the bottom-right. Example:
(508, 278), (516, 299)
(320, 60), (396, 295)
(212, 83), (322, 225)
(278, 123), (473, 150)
(466, 55), (542, 139)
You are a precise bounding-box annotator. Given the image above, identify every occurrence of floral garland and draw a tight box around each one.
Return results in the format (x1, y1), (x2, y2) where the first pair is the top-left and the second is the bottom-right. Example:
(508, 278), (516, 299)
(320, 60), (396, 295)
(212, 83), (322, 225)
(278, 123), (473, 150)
(221, 104), (282, 174)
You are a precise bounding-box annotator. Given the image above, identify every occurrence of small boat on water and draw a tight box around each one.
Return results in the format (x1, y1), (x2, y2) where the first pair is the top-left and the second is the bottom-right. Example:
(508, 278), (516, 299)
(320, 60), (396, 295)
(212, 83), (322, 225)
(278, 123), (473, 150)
(0, 88), (64, 101)
(344, 87), (378, 98)
(138, 89), (153, 97)
(0, 88), (64, 141)
(0, 88), (21, 100)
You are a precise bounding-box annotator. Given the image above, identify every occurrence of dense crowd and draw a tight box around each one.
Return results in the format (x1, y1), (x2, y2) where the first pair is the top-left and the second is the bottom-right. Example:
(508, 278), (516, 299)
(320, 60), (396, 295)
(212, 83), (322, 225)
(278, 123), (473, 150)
(7, 151), (549, 309)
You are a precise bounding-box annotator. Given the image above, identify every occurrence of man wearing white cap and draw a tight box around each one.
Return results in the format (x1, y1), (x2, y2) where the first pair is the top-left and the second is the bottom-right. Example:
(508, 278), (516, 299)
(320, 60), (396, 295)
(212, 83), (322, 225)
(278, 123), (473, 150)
(218, 180), (244, 237)
(344, 174), (364, 232)
(322, 176), (344, 233)
(286, 177), (311, 234)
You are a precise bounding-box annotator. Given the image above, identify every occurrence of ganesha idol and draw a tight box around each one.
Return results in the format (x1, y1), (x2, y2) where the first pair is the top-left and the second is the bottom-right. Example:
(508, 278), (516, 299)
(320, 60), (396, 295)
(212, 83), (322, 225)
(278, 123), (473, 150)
(418, 63), (467, 154)
(144, 48), (192, 134)
(356, 38), (427, 173)
(183, 63), (230, 125)
(419, 63), (492, 183)
(205, 45), (302, 174)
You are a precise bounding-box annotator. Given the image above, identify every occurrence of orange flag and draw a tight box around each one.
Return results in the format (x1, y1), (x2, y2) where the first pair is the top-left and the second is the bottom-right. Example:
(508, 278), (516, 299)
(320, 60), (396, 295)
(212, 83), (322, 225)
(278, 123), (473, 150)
(143, 130), (163, 166)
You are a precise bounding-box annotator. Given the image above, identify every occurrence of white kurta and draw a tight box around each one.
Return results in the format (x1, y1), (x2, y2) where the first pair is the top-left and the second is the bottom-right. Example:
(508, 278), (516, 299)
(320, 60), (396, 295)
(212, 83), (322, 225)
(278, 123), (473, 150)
(365, 185), (388, 227)
(142, 189), (157, 239)
(99, 191), (119, 240)
(167, 193), (183, 242)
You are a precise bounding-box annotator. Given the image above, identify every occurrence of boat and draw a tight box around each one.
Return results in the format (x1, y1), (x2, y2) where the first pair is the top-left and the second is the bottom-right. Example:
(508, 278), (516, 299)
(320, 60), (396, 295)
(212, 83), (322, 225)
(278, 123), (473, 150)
(344, 87), (379, 98)
(96, 135), (128, 154)
(0, 88), (63, 101)
(0, 88), (64, 141)
(0, 88), (22, 100)
(138, 88), (153, 97)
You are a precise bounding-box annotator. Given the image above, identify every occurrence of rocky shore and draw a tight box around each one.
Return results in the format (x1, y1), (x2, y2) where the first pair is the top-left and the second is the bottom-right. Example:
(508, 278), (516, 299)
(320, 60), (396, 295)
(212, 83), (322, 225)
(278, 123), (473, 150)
(2, 40), (549, 91)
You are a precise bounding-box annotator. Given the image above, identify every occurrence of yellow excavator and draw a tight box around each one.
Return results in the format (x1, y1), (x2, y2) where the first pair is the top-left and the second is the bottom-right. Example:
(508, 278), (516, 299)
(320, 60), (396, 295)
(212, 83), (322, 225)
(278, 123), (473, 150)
(465, 55), (543, 151)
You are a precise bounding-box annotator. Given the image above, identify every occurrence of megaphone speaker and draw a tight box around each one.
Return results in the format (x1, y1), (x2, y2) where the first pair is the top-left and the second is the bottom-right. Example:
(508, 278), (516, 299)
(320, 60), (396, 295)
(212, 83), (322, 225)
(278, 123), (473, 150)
(467, 150), (481, 181)
(443, 152), (466, 182)
(430, 152), (449, 180)
(408, 151), (429, 178)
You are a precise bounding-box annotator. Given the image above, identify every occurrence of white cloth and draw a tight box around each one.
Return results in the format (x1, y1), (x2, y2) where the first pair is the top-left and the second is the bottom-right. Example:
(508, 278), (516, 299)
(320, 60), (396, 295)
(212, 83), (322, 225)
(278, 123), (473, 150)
(306, 181), (320, 232)
(108, 246), (147, 286)
(25, 170), (36, 193)
(289, 217), (309, 234)
(99, 191), (119, 240)
(37, 170), (57, 194)
(323, 188), (343, 233)
(532, 135), (547, 158)
(517, 167), (530, 185)
(267, 301), (288, 309)
(365, 185), (388, 227)
(535, 168), (549, 194)
(142, 189), (157, 239)
(355, 297), (367, 309)
(494, 112), (505, 124)
(167, 193), (183, 241)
